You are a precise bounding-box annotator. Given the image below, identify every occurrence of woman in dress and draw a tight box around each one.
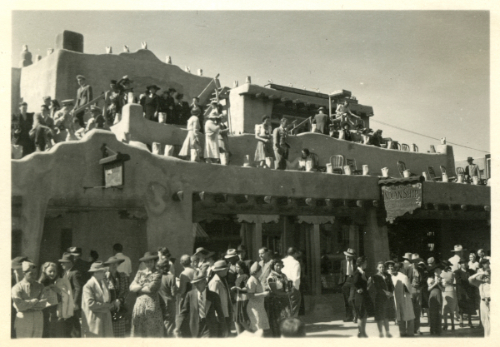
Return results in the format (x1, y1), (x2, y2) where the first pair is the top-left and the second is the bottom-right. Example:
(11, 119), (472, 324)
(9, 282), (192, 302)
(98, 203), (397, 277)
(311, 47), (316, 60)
(441, 261), (457, 331)
(129, 252), (164, 337)
(266, 259), (292, 337)
(368, 261), (394, 338)
(242, 262), (270, 333)
(218, 112), (231, 165)
(38, 262), (65, 338)
(427, 263), (444, 336)
(231, 261), (251, 334)
(140, 85), (160, 122)
(103, 256), (130, 337)
(178, 107), (203, 162)
(454, 259), (476, 328)
(104, 80), (124, 125)
(468, 253), (480, 273)
(204, 110), (221, 164)
(352, 256), (373, 338)
(254, 115), (274, 168)
(81, 261), (114, 338)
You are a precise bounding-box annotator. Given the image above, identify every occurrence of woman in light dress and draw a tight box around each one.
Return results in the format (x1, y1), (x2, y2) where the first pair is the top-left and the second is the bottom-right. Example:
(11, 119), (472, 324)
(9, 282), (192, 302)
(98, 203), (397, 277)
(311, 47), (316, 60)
(441, 262), (457, 331)
(179, 107), (203, 161)
(240, 262), (270, 333)
(204, 110), (221, 164)
(254, 115), (274, 168)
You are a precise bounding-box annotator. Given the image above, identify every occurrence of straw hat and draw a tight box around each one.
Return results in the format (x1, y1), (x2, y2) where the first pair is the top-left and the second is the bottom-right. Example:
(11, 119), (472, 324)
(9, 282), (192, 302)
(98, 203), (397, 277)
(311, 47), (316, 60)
(139, 251), (159, 262)
(88, 261), (108, 273)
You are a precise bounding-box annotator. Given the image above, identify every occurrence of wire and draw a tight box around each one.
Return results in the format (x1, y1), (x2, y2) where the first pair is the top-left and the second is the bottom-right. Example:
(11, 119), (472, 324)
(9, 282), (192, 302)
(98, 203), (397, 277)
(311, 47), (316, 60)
(370, 119), (489, 153)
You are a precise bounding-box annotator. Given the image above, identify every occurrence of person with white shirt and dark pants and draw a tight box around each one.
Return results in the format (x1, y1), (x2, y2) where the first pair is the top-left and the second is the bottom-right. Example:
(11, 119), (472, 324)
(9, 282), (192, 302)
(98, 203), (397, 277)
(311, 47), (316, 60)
(339, 248), (357, 322)
(282, 247), (301, 317)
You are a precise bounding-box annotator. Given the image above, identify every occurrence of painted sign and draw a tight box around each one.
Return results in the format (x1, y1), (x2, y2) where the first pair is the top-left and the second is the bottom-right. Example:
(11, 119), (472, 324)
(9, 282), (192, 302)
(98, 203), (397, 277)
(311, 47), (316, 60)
(382, 183), (422, 222)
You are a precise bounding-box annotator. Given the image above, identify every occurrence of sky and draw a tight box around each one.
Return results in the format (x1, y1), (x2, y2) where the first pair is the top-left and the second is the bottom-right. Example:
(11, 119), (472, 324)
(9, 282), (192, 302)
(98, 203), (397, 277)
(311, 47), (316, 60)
(11, 10), (490, 160)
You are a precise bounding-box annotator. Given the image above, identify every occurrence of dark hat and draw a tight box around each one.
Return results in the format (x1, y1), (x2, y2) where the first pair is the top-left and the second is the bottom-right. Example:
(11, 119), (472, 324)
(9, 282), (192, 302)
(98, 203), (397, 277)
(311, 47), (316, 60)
(76, 75), (86, 80)
(110, 80), (117, 85)
(467, 157), (474, 161)
(191, 107), (201, 116)
(213, 260), (229, 272)
(19, 101), (27, 106)
(402, 253), (413, 261)
(147, 85), (161, 91)
(12, 256), (29, 269)
(139, 251), (159, 262)
(67, 247), (82, 255)
(42, 96), (51, 101)
(88, 261), (108, 273)
(344, 248), (356, 257)
(440, 260), (452, 268)
(58, 252), (74, 263)
(103, 256), (125, 265)
(191, 270), (207, 284)
(384, 260), (395, 267)
(412, 257), (424, 264)
(194, 247), (210, 257)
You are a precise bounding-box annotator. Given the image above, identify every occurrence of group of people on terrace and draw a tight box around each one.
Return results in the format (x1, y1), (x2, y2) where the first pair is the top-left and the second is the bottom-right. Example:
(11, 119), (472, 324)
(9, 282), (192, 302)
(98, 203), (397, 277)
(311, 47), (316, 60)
(337, 246), (490, 338)
(11, 244), (306, 339)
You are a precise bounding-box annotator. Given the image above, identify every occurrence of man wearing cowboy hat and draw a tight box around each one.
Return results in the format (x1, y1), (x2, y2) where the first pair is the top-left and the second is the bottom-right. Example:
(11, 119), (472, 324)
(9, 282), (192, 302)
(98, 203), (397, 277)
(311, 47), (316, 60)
(449, 245), (465, 272)
(141, 85), (161, 122)
(465, 157), (480, 183)
(224, 249), (239, 317)
(208, 260), (233, 336)
(175, 270), (227, 337)
(74, 74), (93, 127)
(339, 248), (357, 322)
(312, 106), (330, 135)
(11, 261), (47, 338)
(59, 252), (85, 337)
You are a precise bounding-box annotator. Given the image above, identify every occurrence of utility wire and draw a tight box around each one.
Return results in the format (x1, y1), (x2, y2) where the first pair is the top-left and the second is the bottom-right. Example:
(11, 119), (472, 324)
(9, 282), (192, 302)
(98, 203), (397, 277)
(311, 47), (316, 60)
(370, 119), (489, 153)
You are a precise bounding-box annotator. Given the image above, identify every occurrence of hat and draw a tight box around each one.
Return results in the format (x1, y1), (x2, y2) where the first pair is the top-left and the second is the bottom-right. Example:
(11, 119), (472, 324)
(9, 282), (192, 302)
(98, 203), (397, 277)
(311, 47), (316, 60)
(467, 157), (474, 162)
(411, 254), (420, 260)
(343, 248), (356, 257)
(120, 75), (133, 83)
(427, 257), (435, 263)
(43, 96), (51, 101)
(147, 85), (161, 91)
(12, 256), (28, 269)
(412, 257), (424, 264)
(191, 270), (206, 284)
(90, 105), (102, 113)
(452, 245), (465, 252)
(19, 101), (27, 106)
(212, 260), (228, 272)
(384, 260), (395, 267)
(402, 253), (413, 261)
(22, 261), (36, 272)
(76, 75), (86, 80)
(194, 247), (210, 257)
(191, 107), (201, 116)
(103, 256), (125, 265)
(88, 261), (108, 273)
(318, 106), (325, 111)
(225, 249), (239, 259)
(58, 252), (74, 263)
(67, 246), (82, 255)
(61, 99), (75, 106)
(139, 251), (159, 262)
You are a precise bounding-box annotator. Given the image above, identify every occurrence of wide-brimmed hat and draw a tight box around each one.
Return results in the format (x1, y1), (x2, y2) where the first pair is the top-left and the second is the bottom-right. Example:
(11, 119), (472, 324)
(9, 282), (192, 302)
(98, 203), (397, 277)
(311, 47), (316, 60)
(88, 261), (108, 273)
(61, 99), (75, 106)
(225, 249), (239, 259)
(452, 245), (465, 252)
(191, 270), (207, 284)
(194, 247), (210, 257)
(67, 247), (82, 256)
(402, 253), (413, 261)
(467, 157), (474, 162)
(43, 96), (51, 101)
(412, 257), (424, 265)
(213, 260), (228, 272)
(384, 260), (396, 267)
(103, 256), (125, 265)
(22, 261), (36, 272)
(76, 75), (86, 80)
(139, 251), (159, 262)
(12, 256), (29, 269)
(147, 84), (161, 91)
(58, 252), (74, 263)
(344, 248), (356, 257)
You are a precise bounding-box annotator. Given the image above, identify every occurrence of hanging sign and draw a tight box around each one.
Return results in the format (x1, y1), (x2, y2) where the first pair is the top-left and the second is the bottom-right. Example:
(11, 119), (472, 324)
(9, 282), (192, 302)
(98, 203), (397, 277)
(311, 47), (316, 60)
(381, 182), (422, 223)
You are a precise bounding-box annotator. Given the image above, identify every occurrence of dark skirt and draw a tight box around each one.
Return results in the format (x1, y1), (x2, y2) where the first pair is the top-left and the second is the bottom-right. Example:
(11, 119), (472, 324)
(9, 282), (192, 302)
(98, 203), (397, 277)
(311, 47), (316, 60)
(42, 305), (65, 338)
(354, 292), (375, 319)
(268, 295), (291, 337)
(428, 287), (442, 335)
(235, 299), (251, 330)
(373, 294), (395, 321)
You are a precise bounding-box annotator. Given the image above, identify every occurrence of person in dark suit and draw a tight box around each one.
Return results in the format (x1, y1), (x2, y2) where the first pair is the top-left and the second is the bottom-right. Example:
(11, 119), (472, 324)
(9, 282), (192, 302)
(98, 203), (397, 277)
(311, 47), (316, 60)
(68, 247), (91, 282)
(312, 107), (329, 135)
(12, 102), (35, 158)
(352, 256), (373, 338)
(58, 252), (86, 337)
(175, 271), (227, 338)
(339, 248), (357, 322)
(74, 75), (93, 127)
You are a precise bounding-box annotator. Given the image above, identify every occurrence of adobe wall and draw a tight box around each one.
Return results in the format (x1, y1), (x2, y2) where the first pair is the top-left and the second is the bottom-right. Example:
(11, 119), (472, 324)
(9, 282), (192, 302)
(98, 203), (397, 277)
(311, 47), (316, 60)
(18, 48), (214, 113)
(11, 68), (22, 115)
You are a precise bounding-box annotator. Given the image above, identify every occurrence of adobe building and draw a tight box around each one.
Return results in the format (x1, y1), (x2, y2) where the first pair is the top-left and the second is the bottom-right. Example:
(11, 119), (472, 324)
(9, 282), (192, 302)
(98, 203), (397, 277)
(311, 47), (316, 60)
(12, 31), (490, 317)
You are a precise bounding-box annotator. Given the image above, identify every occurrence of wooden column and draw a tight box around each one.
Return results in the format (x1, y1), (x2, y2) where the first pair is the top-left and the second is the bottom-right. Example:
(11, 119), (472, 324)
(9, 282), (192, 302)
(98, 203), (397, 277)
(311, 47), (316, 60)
(237, 215), (278, 260)
(253, 223), (263, 261)
(349, 224), (360, 255)
(311, 224), (322, 296)
(364, 207), (390, 269)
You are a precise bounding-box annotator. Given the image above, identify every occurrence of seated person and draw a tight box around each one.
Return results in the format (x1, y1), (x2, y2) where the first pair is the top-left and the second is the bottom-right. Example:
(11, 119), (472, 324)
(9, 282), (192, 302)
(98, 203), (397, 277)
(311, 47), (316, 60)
(72, 118), (86, 140)
(339, 123), (352, 141)
(32, 111), (55, 151)
(329, 122), (340, 138)
(290, 148), (318, 171)
(86, 105), (106, 132)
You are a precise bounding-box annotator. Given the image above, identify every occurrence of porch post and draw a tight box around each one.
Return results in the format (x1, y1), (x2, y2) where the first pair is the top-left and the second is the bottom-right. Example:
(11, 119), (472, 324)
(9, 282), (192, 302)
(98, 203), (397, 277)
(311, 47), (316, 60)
(364, 207), (390, 270)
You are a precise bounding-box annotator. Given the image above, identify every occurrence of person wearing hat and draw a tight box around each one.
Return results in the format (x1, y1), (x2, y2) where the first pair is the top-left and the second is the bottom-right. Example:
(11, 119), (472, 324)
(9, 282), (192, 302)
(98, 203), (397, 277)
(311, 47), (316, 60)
(59, 252), (85, 337)
(339, 122), (352, 141)
(339, 248), (357, 322)
(465, 157), (480, 183)
(469, 258), (490, 336)
(67, 246), (91, 281)
(388, 262), (415, 337)
(11, 261), (46, 338)
(104, 79), (125, 125)
(12, 101), (36, 157)
(453, 257), (476, 328)
(194, 248), (215, 277)
(401, 253), (414, 282)
(156, 259), (178, 337)
(427, 262), (444, 335)
(81, 261), (114, 337)
(32, 105), (55, 152)
(208, 260), (233, 336)
(73, 74), (93, 127)
(85, 105), (106, 132)
(449, 245), (465, 272)
(312, 106), (330, 135)
(173, 93), (190, 125)
(178, 106), (203, 161)
(204, 108), (221, 164)
(175, 270), (227, 337)
(130, 251), (164, 337)
(103, 256), (129, 337)
(140, 85), (161, 122)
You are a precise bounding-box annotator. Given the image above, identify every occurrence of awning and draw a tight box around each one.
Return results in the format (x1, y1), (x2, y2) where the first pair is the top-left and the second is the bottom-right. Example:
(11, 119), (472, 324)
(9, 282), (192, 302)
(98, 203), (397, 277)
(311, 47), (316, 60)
(193, 223), (209, 239)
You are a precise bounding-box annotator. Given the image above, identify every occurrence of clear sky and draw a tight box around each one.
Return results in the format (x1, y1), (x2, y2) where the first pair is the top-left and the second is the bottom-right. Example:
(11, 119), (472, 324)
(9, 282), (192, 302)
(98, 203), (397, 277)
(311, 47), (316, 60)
(11, 10), (490, 160)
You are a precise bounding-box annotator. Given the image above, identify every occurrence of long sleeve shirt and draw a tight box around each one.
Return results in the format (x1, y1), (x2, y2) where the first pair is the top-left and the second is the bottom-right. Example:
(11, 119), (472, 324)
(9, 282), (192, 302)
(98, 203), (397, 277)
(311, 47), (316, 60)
(12, 279), (46, 312)
(282, 256), (301, 290)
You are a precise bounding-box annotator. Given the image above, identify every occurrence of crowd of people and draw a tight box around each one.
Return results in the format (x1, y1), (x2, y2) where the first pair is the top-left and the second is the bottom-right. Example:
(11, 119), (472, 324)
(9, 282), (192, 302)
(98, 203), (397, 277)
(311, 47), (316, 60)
(11, 244), (306, 339)
(338, 245), (491, 337)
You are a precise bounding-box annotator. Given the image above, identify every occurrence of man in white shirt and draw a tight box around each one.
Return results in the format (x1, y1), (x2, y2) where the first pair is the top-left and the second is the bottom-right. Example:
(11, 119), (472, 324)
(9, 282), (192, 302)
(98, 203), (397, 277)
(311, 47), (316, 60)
(282, 247), (301, 317)
(449, 245), (465, 272)
(113, 243), (132, 277)
(469, 258), (491, 336)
